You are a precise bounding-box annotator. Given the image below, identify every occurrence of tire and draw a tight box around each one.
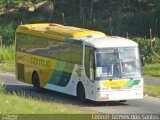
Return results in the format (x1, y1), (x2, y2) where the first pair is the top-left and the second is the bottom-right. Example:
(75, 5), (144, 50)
(32, 72), (41, 92)
(77, 83), (86, 103)
(119, 100), (127, 103)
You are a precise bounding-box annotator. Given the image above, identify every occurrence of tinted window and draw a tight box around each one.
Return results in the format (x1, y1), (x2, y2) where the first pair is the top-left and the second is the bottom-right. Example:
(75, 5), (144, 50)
(16, 33), (83, 64)
(59, 42), (71, 62)
(46, 40), (59, 59)
(16, 33), (47, 57)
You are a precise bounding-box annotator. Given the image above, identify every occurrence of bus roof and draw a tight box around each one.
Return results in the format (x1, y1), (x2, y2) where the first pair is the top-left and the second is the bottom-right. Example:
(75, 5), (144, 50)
(16, 23), (106, 39)
(16, 23), (138, 48)
(82, 36), (138, 48)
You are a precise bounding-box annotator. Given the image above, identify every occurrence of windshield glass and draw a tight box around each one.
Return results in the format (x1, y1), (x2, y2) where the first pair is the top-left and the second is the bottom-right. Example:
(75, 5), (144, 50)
(95, 47), (141, 80)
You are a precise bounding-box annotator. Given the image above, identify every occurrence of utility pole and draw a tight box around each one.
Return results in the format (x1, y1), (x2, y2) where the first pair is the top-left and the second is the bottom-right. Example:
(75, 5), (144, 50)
(148, 28), (153, 63)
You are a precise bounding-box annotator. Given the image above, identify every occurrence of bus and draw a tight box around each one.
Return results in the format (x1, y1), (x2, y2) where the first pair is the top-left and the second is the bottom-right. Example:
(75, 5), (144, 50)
(15, 23), (143, 102)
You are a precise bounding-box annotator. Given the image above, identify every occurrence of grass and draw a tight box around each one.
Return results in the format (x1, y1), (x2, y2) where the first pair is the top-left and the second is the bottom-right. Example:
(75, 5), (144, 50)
(143, 64), (160, 77)
(0, 82), (5, 94)
(0, 45), (15, 73)
(0, 45), (15, 63)
(0, 63), (15, 73)
(0, 93), (88, 114)
(144, 84), (160, 98)
(0, 83), (89, 114)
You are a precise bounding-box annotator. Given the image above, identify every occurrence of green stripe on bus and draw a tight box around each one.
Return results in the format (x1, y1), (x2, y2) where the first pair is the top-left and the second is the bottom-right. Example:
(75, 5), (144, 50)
(48, 61), (74, 87)
(65, 38), (82, 44)
(125, 80), (140, 87)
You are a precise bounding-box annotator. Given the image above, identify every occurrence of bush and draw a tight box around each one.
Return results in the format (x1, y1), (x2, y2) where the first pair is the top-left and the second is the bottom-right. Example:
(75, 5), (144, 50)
(0, 24), (15, 45)
(134, 38), (160, 63)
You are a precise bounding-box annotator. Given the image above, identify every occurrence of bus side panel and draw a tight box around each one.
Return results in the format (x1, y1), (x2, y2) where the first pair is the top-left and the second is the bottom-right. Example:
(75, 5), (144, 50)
(44, 64), (82, 96)
(16, 52), (57, 86)
(16, 52), (83, 96)
(46, 61), (75, 87)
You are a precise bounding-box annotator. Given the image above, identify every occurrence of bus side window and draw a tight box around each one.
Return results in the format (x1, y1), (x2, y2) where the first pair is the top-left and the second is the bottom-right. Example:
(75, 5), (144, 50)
(85, 46), (95, 82)
(47, 40), (59, 59)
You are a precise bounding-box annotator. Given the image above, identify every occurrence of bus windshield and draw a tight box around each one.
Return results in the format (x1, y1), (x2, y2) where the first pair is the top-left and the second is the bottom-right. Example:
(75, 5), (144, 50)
(95, 47), (141, 80)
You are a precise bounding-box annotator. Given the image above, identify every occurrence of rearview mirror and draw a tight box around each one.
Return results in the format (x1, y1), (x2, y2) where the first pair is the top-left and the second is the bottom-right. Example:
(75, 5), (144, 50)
(140, 55), (145, 67)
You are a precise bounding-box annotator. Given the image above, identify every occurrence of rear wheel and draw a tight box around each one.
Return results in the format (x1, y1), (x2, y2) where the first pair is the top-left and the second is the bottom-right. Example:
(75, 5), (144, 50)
(77, 83), (86, 103)
(32, 72), (42, 92)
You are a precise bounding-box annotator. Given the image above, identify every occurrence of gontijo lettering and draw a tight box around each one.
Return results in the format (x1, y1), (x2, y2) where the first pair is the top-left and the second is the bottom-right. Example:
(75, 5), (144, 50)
(31, 57), (51, 68)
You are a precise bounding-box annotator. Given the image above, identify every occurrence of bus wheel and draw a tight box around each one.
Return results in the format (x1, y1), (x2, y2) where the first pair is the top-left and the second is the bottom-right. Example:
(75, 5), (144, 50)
(32, 72), (41, 92)
(77, 83), (86, 103)
(119, 100), (127, 103)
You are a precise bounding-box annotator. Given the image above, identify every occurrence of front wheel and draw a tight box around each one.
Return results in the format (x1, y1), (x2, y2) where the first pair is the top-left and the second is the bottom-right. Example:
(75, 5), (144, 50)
(119, 100), (127, 103)
(77, 84), (86, 103)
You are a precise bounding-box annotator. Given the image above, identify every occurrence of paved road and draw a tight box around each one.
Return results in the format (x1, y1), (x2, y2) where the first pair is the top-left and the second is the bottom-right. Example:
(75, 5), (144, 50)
(144, 76), (160, 86)
(0, 72), (160, 114)
(87, 96), (160, 114)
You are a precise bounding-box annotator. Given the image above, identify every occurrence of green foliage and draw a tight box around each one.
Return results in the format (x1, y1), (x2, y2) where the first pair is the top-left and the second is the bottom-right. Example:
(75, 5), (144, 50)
(0, 0), (44, 10)
(0, 63), (15, 73)
(0, 0), (18, 10)
(134, 38), (160, 63)
(47, 0), (160, 39)
(144, 84), (160, 98)
(0, 92), (88, 114)
(0, 83), (5, 93)
(0, 25), (15, 45)
(0, 0), (160, 37)
(0, 45), (15, 63)
(143, 64), (160, 77)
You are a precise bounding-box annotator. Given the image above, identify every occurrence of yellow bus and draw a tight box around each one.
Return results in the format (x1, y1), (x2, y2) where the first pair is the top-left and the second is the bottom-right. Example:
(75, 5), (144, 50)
(15, 23), (143, 102)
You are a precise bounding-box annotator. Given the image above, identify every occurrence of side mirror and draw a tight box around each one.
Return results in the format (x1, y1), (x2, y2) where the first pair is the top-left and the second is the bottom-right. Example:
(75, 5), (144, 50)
(140, 55), (145, 67)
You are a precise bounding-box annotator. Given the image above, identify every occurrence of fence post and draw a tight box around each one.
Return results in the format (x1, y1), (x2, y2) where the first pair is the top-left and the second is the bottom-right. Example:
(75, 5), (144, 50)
(148, 39), (152, 63)
(148, 28), (153, 63)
